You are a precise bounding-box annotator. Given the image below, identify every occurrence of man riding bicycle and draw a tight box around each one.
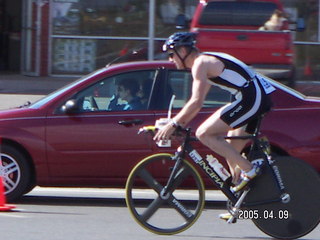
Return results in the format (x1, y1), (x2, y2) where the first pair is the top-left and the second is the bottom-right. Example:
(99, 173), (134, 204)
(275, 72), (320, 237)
(154, 32), (275, 193)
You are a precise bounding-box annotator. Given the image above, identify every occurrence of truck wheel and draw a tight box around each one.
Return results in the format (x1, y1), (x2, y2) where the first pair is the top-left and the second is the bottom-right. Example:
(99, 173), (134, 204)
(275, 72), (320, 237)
(0, 145), (32, 202)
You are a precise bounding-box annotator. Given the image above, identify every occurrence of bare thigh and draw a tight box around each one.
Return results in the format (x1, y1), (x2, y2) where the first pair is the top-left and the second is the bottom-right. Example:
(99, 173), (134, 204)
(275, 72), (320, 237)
(196, 108), (232, 137)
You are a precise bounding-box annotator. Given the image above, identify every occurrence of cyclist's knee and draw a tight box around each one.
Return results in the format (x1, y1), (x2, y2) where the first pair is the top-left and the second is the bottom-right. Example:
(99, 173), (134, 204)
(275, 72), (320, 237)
(196, 126), (219, 144)
(195, 126), (207, 142)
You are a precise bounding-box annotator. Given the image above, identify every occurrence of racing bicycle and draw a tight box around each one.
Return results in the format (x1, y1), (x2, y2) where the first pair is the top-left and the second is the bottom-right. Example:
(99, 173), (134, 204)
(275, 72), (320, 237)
(125, 115), (320, 239)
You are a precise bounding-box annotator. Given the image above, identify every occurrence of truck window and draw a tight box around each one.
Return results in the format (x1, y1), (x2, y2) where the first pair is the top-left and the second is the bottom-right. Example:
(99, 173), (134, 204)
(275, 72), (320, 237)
(199, 1), (278, 27)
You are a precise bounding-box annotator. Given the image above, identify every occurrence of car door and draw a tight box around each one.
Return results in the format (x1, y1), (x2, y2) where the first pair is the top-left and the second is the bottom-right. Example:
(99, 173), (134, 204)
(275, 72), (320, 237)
(45, 70), (158, 184)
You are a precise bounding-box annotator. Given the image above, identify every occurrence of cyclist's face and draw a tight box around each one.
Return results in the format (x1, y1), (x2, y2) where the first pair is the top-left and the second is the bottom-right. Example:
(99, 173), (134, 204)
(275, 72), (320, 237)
(168, 48), (186, 69)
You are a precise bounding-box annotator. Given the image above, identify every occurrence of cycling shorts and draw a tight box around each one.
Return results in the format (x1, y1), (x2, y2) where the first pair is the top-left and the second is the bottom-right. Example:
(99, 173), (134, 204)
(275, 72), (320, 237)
(220, 78), (273, 133)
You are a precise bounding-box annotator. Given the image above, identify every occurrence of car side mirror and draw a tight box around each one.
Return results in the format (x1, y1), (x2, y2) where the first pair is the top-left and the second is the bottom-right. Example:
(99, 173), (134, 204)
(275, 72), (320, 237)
(61, 99), (79, 114)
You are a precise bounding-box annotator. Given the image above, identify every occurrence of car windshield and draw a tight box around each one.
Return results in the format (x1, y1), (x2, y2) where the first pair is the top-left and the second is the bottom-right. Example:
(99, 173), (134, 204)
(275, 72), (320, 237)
(199, 1), (277, 27)
(29, 68), (106, 109)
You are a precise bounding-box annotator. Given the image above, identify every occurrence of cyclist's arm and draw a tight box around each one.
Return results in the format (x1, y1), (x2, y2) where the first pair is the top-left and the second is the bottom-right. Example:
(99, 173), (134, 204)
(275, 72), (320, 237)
(154, 56), (223, 141)
(173, 56), (222, 127)
(172, 71), (210, 127)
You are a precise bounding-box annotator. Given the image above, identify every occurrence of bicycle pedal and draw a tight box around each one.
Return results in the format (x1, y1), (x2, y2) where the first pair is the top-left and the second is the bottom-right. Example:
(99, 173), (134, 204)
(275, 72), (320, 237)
(219, 212), (237, 224)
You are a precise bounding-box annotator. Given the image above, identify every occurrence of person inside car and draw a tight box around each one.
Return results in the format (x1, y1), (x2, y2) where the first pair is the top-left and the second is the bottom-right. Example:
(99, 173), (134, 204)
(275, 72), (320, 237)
(108, 78), (144, 111)
(154, 32), (275, 196)
(137, 79), (153, 109)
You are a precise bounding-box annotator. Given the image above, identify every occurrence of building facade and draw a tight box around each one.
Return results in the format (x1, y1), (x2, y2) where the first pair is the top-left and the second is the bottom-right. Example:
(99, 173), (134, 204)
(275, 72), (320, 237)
(0, 0), (319, 79)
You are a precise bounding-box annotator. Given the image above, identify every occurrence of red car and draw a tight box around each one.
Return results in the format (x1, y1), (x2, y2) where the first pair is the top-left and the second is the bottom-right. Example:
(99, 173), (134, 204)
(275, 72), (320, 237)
(1, 61), (319, 202)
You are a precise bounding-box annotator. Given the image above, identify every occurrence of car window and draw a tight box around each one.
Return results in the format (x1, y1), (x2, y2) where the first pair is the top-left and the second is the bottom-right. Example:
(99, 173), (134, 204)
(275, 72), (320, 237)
(199, 1), (277, 27)
(73, 70), (156, 112)
(167, 70), (231, 109)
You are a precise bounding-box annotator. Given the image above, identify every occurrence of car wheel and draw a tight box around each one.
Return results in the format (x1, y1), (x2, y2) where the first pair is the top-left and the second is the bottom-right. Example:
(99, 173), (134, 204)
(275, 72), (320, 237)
(0, 145), (32, 202)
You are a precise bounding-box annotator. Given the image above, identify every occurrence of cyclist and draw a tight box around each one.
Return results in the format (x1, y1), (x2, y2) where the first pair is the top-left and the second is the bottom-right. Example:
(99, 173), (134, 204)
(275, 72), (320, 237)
(154, 32), (275, 193)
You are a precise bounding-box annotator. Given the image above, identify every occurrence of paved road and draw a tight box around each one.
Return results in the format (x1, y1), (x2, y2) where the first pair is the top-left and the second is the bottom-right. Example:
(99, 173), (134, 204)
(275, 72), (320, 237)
(0, 187), (319, 240)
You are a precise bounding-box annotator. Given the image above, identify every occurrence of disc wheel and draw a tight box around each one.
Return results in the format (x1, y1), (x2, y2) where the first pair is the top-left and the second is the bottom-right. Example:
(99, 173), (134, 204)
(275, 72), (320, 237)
(125, 153), (205, 235)
(244, 156), (320, 239)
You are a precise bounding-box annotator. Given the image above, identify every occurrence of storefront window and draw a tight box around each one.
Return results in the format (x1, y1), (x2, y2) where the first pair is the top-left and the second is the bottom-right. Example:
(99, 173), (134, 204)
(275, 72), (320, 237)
(50, 0), (198, 75)
(52, 0), (149, 36)
(50, 0), (320, 79)
(52, 38), (150, 74)
(155, 0), (197, 38)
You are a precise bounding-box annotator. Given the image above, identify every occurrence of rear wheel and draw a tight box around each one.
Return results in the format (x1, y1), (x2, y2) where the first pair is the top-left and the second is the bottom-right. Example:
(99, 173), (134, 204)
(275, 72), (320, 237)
(1, 145), (32, 202)
(125, 153), (205, 235)
(245, 156), (320, 239)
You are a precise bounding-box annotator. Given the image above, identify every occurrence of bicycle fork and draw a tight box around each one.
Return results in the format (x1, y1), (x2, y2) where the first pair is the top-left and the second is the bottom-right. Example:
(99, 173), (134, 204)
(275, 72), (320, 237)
(159, 155), (184, 199)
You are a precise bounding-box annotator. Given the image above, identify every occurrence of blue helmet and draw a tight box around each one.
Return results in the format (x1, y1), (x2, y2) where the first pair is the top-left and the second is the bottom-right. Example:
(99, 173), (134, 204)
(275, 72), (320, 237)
(163, 32), (197, 52)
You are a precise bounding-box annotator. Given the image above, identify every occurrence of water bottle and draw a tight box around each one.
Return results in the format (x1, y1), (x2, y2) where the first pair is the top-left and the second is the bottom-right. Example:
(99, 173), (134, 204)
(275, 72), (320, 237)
(206, 155), (231, 181)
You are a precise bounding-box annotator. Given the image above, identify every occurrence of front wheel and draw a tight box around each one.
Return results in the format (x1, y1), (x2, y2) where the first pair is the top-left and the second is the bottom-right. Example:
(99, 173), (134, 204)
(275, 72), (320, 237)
(1, 145), (32, 202)
(125, 153), (205, 235)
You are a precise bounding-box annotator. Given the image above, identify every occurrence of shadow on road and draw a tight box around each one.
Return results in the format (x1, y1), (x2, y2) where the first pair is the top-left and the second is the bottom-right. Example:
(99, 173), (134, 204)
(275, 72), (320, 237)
(14, 195), (226, 209)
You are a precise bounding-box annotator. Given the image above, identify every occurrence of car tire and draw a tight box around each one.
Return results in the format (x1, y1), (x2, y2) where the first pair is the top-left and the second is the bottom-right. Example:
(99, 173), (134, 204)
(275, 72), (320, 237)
(1, 145), (32, 202)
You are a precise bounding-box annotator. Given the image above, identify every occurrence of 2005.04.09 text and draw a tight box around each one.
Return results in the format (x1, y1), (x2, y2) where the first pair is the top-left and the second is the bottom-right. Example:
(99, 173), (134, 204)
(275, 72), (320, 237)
(238, 210), (289, 220)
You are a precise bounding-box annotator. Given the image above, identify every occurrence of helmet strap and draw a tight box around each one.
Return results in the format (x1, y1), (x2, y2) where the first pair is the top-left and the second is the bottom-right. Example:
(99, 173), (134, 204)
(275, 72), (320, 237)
(174, 47), (193, 69)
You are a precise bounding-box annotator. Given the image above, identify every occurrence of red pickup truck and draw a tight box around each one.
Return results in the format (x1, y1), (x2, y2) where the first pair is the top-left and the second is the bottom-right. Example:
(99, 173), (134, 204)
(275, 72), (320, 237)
(185, 0), (295, 85)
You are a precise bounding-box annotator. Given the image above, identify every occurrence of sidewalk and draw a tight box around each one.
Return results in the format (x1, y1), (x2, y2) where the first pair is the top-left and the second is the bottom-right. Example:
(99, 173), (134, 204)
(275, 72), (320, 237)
(0, 73), (77, 95)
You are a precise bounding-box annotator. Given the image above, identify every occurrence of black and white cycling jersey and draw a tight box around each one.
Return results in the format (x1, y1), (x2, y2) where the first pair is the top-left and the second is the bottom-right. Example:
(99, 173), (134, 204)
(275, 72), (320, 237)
(204, 52), (275, 130)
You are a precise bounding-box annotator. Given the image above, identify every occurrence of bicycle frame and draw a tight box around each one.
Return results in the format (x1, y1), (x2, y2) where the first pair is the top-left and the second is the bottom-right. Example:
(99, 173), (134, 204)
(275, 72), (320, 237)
(128, 116), (320, 237)
(161, 116), (286, 206)
(167, 127), (243, 204)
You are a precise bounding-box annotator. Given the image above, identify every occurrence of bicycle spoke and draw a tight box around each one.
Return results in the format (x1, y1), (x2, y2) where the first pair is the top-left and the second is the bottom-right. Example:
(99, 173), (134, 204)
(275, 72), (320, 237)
(136, 168), (163, 193)
(168, 195), (194, 220)
(140, 196), (164, 222)
(163, 166), (197, 220)
(170, 165), (192, 190)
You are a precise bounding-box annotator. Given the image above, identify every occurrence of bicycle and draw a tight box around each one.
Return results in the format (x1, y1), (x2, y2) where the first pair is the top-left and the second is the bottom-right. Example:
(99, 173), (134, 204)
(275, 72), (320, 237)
(125, 115), (320, 239)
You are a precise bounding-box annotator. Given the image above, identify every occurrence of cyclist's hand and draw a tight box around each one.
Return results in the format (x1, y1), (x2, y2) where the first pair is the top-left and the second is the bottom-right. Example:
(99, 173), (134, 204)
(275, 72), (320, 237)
(153, 122), (175, 142)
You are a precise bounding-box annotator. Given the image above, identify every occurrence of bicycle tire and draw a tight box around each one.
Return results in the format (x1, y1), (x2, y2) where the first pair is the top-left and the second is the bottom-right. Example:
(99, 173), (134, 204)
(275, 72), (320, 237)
(125, 153), (205, 235)
(244, 156), (320, 239)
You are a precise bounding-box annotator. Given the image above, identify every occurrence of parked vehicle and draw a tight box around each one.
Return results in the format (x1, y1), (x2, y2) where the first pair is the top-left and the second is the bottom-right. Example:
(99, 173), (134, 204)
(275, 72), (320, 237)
(1, 61), (319, 202)
(179, 0), (295, 85)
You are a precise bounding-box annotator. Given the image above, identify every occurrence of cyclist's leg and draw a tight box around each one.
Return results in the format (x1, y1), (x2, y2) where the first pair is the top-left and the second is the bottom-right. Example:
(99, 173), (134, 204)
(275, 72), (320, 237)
(195, 109), (253, 176)
(226, 126), (250, 184)
(196, 111), (261, 193)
